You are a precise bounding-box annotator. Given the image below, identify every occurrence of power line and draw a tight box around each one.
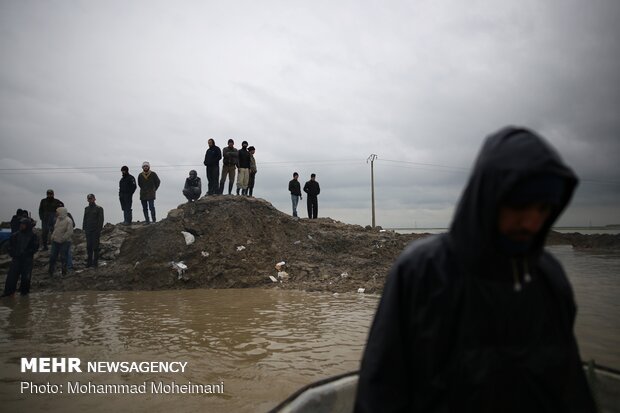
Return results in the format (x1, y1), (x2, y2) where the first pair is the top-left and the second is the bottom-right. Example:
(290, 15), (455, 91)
(1, 158), (618, 186)
(379, 158), (469, 172)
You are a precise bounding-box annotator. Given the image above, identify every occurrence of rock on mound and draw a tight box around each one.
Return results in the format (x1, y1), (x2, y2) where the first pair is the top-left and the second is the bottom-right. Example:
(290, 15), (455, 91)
(27, 196), (426, 294)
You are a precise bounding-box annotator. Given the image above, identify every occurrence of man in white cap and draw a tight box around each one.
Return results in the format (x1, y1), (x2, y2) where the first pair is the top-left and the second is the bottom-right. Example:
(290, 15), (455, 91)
(137, 161), (161, 223)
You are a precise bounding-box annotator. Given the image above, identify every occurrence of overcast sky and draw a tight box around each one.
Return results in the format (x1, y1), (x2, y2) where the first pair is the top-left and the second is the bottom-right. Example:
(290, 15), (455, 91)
(1, 0), (619, 229)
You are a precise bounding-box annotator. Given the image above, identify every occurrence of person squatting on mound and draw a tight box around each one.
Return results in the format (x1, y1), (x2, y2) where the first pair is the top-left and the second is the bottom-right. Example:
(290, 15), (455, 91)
(183, 170), (202, 202)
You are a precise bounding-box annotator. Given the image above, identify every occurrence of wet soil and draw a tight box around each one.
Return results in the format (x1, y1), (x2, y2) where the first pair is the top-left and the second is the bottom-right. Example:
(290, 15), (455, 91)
(1, 196), (617, 294)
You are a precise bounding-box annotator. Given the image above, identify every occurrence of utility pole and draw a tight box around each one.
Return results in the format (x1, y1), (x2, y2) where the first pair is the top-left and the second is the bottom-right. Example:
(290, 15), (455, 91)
(367, 154), (378, 227)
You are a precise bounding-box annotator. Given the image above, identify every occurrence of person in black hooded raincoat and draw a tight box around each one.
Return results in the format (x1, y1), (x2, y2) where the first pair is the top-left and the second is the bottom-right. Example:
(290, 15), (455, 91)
(355, 127), (595, 413)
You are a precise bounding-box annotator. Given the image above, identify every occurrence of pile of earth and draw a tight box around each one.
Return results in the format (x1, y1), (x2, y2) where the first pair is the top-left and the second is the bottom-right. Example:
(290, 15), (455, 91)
(0, 196), (617, 294)
(546, 231), (620, 250)
(0, 197), (426, 294)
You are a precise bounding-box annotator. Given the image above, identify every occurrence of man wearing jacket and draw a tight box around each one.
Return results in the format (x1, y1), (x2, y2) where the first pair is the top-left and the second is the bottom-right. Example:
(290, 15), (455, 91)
(138, 161), (160, 223)
(2, 218), (39, 297)
(204, 138), (222, 196)
(303, 173), (320, 219)
(83, 194), (104, 268)
(119, 166), (137, 225)
(236, 140), (251, 196)
(182, 170), (202, 202)
(219, 139), (238, 195)
(288, 172), (302, 218)
(38, 189), (62, 250)
(248, 146), (257, 197)
(355, 127), (595, 412)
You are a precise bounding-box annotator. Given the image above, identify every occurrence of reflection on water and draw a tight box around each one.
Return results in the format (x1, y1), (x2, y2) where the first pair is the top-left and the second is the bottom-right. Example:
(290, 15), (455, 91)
(0, 289), (378, 412)
(0, 246), (618, 412)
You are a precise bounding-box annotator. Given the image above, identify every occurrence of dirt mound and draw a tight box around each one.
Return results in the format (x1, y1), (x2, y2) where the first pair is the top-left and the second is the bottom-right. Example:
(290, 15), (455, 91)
(546, 231), (620, 250)
(15, 196), (426, 294)
(8, 199), (616, 294)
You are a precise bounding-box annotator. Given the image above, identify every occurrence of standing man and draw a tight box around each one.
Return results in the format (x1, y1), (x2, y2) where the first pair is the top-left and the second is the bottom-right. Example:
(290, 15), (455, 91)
(203, 138), (222, 196)
(38, 189), (62, 250)
(219, 139), (238, 195)
(182, 170), (202, 202)
(138, 161), (160, 223)
(119, 166), (137, 225)
(10, 209), (24, 234)
(1, 218), (39, 297)
(303, 173), (320, 219)
(288, 172), (302, 218)
(83, 194), (104, 268)
(236, 141), (251, 196)
(355, 127), (596, 412)
(247, 146), (257, 197)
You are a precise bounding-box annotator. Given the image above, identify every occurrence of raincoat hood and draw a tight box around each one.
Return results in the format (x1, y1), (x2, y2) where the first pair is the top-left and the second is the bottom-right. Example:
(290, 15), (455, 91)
(449, 126), (578, 269)
(56, 207), (68, 219)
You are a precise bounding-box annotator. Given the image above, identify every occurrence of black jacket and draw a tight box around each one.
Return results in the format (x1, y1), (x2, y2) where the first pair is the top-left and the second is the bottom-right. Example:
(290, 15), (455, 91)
(10, 215), (21, 233)
(238, 147), (251, 168)
(355, 127), (595, 412)
(119, 173), (137, 197)
(38, 197), (62, 220)
(204, 145), (222, 166)
(303, 180), (320, 197)
(83, 204), (104, 233)
(288, 179), (302, 196)
(8, 227), (39, 259)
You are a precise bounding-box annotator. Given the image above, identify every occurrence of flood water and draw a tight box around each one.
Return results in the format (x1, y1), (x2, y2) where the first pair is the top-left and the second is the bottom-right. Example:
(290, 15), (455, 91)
(0, 245), (618, 412)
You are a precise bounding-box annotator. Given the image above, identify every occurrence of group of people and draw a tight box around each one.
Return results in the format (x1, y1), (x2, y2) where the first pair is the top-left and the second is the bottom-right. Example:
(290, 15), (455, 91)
(203, 138), (257, 197)
(288, 172), (321, 219)
(2, 191), (104, 297)
(0, 126), (600, 410)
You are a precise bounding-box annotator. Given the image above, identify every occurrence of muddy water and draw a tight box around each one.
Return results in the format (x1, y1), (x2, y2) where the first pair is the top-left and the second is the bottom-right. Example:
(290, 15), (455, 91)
(549, 245), (620, 369)
(0, 246), (618, 413)
(0, 289), (377, 412)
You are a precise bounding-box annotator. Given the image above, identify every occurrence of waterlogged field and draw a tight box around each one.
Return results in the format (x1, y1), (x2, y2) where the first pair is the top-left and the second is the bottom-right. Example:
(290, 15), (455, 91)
(0, 246), (618, 412)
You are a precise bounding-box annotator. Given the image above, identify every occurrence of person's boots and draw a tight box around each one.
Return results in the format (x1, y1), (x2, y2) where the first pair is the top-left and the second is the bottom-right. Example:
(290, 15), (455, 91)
(249, 188), (253, 197)
(236, 187), (240, 196)
(93, 250), (99, 268)
(61, 264), (67, 276)
(143, 210), (150, 224)
(151, 211), (156, 223)
(86, 252), (93, 268)
(228, 182), (234, 195)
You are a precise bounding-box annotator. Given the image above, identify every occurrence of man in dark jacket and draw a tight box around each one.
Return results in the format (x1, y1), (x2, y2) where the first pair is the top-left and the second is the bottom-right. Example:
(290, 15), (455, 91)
(38, 189), (62, 250)
(204, 138), (222, 196)
(83, 194), (104, 268)
(303, 173), (320, 219)
(236, 140), (251, 196)
(2, 218), (39, 297)
(248, 146), (257, 197)
(182, 170), (202, 202)
(138, 161), (161, 223)
(288, 172), (302, 218)
(119, 166), (137, 225)
(10, 209), (24, 233)
(219, 139), (239, 195)
(355, 127), (596, 413)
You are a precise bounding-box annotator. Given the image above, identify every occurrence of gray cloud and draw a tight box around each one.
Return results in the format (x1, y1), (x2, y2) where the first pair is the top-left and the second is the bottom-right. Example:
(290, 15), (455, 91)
(1, 0), (619, 229)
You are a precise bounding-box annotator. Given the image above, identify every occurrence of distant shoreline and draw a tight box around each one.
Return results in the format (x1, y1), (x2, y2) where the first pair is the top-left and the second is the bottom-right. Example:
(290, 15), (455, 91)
(389, 227), (620, 235)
